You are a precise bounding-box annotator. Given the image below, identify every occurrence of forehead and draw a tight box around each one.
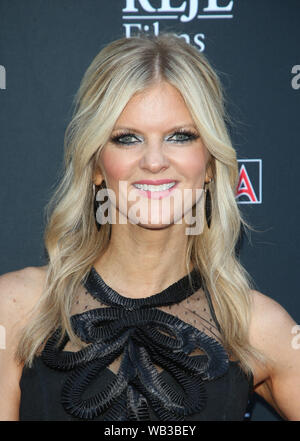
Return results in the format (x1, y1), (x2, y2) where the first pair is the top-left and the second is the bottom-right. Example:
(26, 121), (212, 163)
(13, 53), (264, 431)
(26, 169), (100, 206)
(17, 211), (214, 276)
(113, 81), (195, 131)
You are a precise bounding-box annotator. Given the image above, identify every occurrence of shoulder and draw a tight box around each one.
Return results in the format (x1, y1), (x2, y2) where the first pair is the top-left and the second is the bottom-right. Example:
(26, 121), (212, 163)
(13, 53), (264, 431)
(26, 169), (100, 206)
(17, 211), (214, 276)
(249, 289), (296, 333)
(0, 265), (48, 327)
(0, 265), (48, 354)
(248, 289), (297, 366)
(248, 289), (297, 349)
(248, 289), (300, 420)
(247, 289), (297, 381)
(0, 265), (47, 420)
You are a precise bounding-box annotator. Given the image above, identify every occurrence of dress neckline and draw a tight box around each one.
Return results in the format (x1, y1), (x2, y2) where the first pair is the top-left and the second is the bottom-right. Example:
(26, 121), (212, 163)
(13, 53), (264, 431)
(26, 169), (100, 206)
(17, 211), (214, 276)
(41, 265), (235, 421)
(83, 265), (203, 310)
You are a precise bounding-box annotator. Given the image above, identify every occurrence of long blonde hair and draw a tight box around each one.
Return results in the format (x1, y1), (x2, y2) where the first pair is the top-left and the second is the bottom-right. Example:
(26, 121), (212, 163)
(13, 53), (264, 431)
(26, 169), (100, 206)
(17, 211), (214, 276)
(17, 33), (267, 377)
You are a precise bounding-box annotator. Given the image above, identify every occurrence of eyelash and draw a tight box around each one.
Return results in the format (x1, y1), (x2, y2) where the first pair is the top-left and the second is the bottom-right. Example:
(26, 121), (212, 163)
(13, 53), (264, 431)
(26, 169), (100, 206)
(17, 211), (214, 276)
(110, 130), (199, 146)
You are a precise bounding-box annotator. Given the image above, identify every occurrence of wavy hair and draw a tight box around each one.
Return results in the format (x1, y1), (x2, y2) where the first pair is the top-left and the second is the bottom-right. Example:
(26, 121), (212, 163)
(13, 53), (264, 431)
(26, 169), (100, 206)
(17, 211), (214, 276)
(16, 33), (268, 377)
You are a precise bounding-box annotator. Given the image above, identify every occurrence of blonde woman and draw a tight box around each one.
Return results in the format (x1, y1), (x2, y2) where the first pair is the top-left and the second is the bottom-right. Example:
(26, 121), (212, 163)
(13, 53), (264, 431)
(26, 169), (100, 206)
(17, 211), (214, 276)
(0, 34), (299, 421)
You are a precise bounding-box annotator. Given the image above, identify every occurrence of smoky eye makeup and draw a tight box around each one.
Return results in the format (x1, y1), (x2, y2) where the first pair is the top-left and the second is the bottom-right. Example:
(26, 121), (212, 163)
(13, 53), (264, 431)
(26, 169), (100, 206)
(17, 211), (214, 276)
(110, 131), (141, 145)
(166, 129), (200, 143)
(109, 128), (200, 146)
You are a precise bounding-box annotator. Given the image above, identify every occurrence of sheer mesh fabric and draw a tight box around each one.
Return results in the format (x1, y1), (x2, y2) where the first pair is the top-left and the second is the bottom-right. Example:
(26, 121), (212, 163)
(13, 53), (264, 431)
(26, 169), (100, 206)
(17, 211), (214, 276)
(34, 267), (250, 421)
(63, 279), (232, 375)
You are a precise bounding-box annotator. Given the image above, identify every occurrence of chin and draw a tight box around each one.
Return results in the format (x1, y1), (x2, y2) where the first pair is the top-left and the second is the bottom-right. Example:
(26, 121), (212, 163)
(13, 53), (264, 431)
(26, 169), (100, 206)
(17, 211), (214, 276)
(139, 224), (174, 231)
(133, 220), (175, 230)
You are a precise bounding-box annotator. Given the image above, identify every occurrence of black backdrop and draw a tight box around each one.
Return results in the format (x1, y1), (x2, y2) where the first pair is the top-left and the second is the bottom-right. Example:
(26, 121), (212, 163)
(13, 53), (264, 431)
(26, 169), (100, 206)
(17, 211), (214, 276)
(0, 0), (299, 421)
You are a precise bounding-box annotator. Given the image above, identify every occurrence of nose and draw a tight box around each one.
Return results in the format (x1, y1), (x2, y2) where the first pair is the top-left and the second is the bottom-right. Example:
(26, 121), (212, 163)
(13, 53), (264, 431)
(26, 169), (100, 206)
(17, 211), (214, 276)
(139, 140), (170, 174)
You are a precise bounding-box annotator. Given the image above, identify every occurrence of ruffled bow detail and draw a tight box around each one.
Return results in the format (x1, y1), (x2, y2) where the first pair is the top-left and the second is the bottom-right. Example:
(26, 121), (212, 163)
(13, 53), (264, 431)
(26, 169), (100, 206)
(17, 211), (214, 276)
(41, 267), (229, 420)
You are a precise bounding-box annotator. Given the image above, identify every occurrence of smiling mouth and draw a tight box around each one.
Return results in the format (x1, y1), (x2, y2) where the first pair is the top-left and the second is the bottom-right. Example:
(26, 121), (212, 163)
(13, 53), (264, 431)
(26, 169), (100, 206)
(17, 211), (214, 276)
(133, 182), (177, 192)
(132, 182), (178, 200)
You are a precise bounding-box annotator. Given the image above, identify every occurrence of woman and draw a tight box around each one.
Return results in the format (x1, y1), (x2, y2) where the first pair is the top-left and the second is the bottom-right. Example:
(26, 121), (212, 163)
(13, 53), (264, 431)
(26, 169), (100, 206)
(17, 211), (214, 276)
(0, 33), (299, 421)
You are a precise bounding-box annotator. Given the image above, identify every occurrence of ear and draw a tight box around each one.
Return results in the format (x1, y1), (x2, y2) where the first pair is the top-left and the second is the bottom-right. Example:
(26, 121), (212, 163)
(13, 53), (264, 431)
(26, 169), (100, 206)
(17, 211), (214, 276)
(93, 164), (104, 186)
(205, 159), (213, 184)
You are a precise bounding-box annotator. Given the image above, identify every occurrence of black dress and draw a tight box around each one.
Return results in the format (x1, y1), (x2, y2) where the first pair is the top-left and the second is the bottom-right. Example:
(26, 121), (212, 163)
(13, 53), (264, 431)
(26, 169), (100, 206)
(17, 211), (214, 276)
(19, 266), (254, 421)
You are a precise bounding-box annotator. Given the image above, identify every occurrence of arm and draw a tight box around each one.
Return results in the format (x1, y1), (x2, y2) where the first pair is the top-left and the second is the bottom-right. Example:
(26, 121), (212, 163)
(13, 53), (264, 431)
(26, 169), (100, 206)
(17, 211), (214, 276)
(0, 266), (46, 420)
(249, 290), (300, 420)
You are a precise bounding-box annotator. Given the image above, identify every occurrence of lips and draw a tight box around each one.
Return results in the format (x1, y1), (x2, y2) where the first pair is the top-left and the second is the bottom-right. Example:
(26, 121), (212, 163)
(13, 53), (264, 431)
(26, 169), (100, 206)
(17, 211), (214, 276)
(132, 179), (177, 185)
(132, 181), (178, 200)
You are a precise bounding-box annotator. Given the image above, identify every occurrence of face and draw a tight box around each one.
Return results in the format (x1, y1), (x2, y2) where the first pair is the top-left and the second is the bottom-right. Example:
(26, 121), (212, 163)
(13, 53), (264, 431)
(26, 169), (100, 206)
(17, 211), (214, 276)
(94, 81), (212, 231)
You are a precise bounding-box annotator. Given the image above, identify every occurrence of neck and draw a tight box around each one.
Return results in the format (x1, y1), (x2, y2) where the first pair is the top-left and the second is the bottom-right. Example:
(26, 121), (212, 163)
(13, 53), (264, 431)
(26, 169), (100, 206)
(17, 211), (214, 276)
(94, 222), (193, 298)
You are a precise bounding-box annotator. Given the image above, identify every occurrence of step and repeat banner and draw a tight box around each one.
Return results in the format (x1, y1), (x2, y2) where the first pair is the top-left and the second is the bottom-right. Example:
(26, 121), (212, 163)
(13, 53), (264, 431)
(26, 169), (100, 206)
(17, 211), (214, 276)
(0, 0), (299, 421)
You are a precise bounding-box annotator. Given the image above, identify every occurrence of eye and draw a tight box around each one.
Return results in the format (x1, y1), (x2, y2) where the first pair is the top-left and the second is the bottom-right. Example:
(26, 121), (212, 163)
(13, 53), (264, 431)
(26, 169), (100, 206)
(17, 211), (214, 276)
(168, 131), (199, 143)
(110, 133), (141, 145)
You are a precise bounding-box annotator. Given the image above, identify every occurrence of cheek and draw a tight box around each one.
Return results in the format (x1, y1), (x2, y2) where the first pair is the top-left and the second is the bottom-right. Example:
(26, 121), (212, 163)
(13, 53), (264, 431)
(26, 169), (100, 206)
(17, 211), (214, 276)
(101, 149), (133, 183)
(178, 148), (208, 183)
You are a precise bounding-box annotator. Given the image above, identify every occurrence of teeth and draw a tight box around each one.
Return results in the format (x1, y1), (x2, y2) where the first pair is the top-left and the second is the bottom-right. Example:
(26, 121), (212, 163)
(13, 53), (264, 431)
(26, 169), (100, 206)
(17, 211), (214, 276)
(134, 182), (176, 192)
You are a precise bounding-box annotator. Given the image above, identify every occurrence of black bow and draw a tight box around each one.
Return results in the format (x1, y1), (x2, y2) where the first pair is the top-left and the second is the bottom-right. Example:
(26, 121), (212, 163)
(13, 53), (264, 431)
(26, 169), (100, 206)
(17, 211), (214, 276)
(41, 306), (229, 420)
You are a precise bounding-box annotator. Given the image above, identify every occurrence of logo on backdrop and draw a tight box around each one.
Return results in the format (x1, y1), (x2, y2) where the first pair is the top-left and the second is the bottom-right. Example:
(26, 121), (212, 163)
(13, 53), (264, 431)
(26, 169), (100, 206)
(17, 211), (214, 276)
(236, 159), (262, 204)
(0, 65), (6, 90)
(291, 65), (300, 90)
(122, 0), (234, 51)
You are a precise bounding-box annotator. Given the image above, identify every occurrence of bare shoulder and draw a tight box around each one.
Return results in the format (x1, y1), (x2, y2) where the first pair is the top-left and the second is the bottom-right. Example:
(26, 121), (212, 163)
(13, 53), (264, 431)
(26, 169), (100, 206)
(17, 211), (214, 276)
(250, 290), (292, 326)
(0, 265), (48, 420)
(0, 265), (48, 327)
(0, 264), (48, 347)
(248, 289), (300, 420)
(248, 289), (297, 345)
(248, 289), (297, 366)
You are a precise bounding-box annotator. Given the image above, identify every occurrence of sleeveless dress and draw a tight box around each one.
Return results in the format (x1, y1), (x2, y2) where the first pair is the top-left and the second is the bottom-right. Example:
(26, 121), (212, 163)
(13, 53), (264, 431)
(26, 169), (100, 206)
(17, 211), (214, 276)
(19, 266), (254, 421)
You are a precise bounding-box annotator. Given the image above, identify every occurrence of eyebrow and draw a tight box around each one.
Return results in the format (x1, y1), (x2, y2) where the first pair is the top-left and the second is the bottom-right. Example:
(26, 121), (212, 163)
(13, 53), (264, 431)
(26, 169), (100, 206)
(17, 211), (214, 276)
(112, 124), (198, 132)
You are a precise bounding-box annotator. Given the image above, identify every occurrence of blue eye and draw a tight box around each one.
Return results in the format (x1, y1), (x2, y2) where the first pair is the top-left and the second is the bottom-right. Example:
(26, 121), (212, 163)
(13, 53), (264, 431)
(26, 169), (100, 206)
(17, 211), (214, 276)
(110, 130), (199, 146)
(168, 131), (199, 143)
(111, 133), (140, 145)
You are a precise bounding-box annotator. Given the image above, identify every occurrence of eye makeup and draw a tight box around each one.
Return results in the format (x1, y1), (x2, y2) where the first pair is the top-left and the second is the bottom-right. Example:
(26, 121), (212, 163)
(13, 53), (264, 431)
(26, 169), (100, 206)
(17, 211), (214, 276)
(110, 128), (200, 146)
